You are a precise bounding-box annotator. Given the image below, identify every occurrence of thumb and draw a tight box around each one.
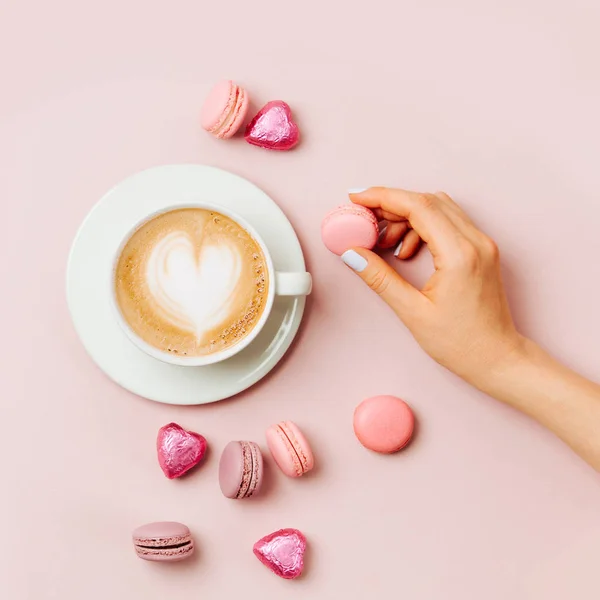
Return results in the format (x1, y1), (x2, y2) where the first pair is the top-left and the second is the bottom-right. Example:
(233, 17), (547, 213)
(341, 248), (424, 318)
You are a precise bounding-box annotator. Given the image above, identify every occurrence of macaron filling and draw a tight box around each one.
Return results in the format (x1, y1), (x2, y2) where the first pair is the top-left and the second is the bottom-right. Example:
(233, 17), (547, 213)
(235, 441), (261, 499)
(247, 442), (262, 497)
(136, 540), (192, 550)
(236, 442), (253, 498)
(134, 534), (194, 558)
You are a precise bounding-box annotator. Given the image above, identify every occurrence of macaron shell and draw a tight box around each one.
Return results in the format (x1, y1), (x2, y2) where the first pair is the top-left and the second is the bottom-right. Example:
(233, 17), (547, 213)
(353, 395), (415, 453)
(201, 80), (235, 131)
(266, 421), (314, 477)
(321, 205), (379, 255)
(200, 80), (249, 138)
(218, 87), (249, 139)
(280, 421), (314, 473)
(219, 441), (263, 499)
(133, 521), (190, 541)
(266, 425), (301, 477)
(219, 441), (245, 498)
(237, 442), (262, 498)
(133, 521), (194, 562)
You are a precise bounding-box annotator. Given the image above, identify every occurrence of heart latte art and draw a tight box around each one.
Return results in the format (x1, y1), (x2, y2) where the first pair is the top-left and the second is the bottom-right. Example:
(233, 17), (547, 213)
(115, 208), (269, 357)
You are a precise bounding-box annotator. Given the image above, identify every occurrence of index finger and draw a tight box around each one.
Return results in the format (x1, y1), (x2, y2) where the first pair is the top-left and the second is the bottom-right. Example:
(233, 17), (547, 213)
(350, 187), (462, 260)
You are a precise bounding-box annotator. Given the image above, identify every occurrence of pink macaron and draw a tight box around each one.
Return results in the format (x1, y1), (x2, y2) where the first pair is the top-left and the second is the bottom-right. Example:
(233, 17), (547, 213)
(132, 521), (194, 562)
(219, 441), (264, 499)
(321, 204), (379, 256)
(201, 80), (249, 139)
(266, 421), (314, 478)
(353, 395), (415, 453)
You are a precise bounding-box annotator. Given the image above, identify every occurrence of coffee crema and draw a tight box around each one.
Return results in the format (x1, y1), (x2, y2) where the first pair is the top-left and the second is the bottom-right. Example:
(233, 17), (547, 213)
(115, 208), (270, 357)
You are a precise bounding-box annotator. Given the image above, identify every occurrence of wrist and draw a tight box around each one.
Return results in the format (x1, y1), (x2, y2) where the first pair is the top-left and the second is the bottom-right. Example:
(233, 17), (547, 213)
(466, 333), (536, 403)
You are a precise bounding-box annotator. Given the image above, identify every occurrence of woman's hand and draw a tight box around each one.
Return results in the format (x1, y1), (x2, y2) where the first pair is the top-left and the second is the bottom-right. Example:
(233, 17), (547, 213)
(343, 187), (524, 387)
(343, 187), (600, 470)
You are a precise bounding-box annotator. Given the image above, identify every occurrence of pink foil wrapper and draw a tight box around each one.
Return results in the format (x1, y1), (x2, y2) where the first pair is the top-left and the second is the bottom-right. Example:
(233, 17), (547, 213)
(157, 423), (207, 479)
(244, 101), (300, 150)
(253, 528), (306, 579)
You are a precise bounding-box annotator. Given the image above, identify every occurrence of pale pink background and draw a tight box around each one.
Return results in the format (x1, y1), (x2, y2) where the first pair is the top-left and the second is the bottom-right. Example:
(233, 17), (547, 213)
(1, 1), (599, 598)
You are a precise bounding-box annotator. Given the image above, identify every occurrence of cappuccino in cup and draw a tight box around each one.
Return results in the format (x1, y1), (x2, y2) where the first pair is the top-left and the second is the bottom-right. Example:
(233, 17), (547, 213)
(114, 208), (270, 358)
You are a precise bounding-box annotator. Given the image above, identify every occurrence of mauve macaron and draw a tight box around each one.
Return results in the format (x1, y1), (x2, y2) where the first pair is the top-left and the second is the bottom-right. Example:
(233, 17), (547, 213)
(132, 521), (194, 562)
(219, 441), (264, 499)
(266, 421), (314, 478)
(201, 80), (249, 139)
(321, 204), (379, 256)
(354, 395), (415, 453)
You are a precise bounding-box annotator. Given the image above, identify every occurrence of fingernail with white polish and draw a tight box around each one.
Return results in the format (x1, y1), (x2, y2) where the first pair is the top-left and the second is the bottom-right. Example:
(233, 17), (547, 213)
(377, 226), (388, 244)
(341, 250), (368, 272)
(348, 187), (369, 195)
(394, 241), (403, 257)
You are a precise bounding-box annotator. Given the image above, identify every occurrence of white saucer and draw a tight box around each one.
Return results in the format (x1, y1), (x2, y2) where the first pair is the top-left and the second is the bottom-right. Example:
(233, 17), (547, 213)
(66, 165), (308, 405)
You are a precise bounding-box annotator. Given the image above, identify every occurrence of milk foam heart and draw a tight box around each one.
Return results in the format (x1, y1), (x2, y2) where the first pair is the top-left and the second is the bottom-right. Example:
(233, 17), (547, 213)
(115, 208), (270, 358)
(146, 231), (243, 339)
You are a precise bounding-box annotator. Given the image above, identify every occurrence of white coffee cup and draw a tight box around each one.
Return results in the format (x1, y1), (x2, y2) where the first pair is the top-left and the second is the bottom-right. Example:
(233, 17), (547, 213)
(110, 203), (312, 367)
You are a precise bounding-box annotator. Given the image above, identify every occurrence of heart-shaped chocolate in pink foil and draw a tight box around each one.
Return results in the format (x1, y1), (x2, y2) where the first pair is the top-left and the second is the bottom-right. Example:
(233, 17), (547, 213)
(244, 101), (300, 150)
(253, 528), (306, 579)
(157, 422), (207, 479)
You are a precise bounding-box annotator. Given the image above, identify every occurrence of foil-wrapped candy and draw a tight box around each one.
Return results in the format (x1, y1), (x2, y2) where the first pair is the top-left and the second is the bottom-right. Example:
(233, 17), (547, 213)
(253, 528), (306, 579)
(245, 101), (300, 150)
(157, 422), (207, 479)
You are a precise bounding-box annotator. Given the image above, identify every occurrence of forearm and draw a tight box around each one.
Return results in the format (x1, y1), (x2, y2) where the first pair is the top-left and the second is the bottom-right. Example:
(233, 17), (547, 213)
(475, 337), (600, 470)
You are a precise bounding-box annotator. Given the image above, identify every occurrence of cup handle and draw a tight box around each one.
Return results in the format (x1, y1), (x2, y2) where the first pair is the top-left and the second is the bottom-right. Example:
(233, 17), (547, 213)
(274, 272), (312, 296)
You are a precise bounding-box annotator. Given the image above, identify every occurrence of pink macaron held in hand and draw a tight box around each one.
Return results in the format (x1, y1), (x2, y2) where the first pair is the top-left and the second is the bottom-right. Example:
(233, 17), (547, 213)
(354, 395), (415, 453)
(321, 204), (379, 256)
(266, 421), (314, 477)
(201, 80), (249, 139)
